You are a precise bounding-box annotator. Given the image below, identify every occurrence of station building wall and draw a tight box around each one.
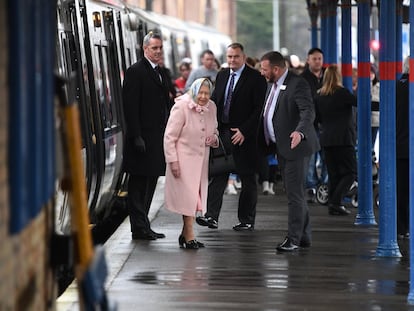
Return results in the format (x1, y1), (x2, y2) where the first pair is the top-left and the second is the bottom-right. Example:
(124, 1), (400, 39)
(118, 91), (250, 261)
(0, 2), (56, 310)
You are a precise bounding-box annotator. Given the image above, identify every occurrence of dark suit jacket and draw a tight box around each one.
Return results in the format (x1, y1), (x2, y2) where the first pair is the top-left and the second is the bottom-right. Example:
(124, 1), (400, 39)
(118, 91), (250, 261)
(122, 58), (171, 175)
(396, 73), (409, 159)
(315, 87), (357, 147)
(212, 66), (267, 174)
(258, 71), (320, 160)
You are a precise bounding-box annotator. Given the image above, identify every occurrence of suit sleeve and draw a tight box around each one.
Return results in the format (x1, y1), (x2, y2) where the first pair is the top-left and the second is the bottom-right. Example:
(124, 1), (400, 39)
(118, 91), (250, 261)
(122, 66), (142, 138)
(294, 77), (315, 136)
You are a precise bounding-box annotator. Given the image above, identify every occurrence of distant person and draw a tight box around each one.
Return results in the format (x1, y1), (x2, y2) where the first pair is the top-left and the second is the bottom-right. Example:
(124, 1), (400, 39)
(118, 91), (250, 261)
(196, 43), (267, 230)
(164, 78), (219, 249)
(396, 57), (409, 240)
(370, 64), (380, 160)
(214, 58), (222, 71)
(352, 67), (358, 95)
(257, 154), (278, 195)
(300, 47), (328, 203)
(225, 173), (239, 195)
(289, 54), (304, 74)
(122, 30), (171, 240)
(258, 51), (319, 252)
(246, 56), (257, 68)
(314, 64), (357, 216)
(185, 49), (218, 90)
(175, 62), (191, 96)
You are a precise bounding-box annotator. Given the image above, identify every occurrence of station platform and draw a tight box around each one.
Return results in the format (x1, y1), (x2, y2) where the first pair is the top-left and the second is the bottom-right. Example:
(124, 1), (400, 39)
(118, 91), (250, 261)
(57, 177), (413, 311)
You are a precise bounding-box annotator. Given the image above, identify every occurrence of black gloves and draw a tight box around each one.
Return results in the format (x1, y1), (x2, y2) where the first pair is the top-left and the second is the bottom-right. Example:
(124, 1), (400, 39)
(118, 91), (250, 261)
(133, 136), (146, 153)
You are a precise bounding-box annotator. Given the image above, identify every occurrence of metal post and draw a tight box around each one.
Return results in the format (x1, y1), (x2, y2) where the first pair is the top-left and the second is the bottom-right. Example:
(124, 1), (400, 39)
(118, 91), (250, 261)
(273, 0), (280, 51)
(407, 0), (414, 304)
(355, 0), (377, 226)
(319, 1), (328, 63)
(341, 0), (353, 92)
(326, 1), (338, 65)
(376, 0), (401, 257)
(306, 0), (319, 49)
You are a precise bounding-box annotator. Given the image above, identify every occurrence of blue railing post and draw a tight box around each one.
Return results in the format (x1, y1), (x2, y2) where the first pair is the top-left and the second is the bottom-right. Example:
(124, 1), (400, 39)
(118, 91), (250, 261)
(376, 0), (401, 257)
(355, 0), (376, 226)
(407, 1), (414, 305)
(306, 0), (319, 49)
(7, 0), (56, 233)
(320, 1), (328, 62)
(326, 1), (338, 65)
(341, 0), (353, 92)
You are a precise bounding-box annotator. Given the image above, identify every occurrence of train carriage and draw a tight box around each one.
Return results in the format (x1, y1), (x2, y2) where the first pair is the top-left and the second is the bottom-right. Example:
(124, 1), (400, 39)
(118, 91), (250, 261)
(55, 0), (232, 236)
(52, 1), (232, 295)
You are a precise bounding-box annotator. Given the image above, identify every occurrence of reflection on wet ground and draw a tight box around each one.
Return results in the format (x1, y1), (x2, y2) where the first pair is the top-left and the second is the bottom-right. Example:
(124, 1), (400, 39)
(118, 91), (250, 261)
(107, 184), (413, 311)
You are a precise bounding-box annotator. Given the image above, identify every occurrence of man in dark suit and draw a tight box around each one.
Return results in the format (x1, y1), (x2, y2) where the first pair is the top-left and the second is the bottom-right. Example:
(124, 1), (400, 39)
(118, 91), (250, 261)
(300, 48), (327, 203)
(258, 51), (320, 251)
(197, 43), (267, 230)
(122, 31), (172, 240)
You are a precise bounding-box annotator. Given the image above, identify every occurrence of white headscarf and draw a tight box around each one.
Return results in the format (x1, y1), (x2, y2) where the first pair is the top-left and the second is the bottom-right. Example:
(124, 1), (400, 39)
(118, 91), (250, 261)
(188, 78), (213, 102)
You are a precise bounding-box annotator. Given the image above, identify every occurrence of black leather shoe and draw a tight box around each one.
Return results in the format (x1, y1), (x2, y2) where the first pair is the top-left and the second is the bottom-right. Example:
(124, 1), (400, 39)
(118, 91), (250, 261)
(179, 235), (185, 247)
(207, 218), (218, 229)
(196, 216), (209, 226)
(151, 230), (165, 239)
(233, 223), (254, 231)
(196, 216), (218, 229)
(196, 240), (205, 248)
(182, 240), (199, 249)
(179, 235), (205, 248)
(328, 204), (351, 216)
(132, 230), (157, 240)
(276, 237), (299, 252)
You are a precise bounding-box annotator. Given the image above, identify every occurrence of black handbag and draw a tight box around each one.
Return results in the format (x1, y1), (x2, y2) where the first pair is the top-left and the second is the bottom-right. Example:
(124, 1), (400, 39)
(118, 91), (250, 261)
(208, 137), (236, 177)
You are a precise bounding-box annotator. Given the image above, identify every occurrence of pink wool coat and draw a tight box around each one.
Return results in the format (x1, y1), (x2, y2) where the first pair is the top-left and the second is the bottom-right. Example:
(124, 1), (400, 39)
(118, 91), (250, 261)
(164, 94), (218, 216)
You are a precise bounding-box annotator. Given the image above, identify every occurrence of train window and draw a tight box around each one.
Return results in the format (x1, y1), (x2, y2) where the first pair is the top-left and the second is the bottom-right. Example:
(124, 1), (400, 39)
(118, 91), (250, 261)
(56, 37), (68, 76)
(126, 48), (132, 68)
(92, 44), (119, 131)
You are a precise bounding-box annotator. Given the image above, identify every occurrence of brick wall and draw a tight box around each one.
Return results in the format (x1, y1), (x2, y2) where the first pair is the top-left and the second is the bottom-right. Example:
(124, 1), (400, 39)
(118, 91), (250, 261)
(124, 0), (235, 40)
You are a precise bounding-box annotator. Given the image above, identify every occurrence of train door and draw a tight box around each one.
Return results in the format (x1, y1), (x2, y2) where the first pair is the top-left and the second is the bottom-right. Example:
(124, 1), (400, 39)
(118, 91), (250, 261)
(55, 0), (98, 233)
(119, 11), (139, 73)
(84, 2), (125, 221)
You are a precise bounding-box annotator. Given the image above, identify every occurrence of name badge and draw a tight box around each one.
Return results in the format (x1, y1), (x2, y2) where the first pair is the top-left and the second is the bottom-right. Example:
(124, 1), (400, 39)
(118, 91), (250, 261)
(280, 85), (286, 90)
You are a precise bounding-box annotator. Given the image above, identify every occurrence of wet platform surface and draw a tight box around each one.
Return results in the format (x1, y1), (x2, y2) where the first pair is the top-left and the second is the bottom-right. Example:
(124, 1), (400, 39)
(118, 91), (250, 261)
(58, 179), (414, 311)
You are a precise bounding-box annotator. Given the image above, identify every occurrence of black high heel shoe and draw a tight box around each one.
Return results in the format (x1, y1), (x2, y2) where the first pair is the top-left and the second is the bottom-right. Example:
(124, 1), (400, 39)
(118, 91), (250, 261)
(178, 235), (205, 249)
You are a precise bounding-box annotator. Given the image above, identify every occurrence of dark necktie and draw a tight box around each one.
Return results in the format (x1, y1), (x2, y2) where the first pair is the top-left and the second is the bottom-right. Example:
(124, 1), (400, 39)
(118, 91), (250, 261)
(263, 82), (278, 145)
(222, 72), (236, 123)
(154, 66), (162, 82)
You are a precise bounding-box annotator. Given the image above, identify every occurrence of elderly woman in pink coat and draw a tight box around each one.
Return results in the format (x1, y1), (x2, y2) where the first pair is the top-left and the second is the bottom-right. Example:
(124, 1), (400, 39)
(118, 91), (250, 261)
(164, 78), (219, 249)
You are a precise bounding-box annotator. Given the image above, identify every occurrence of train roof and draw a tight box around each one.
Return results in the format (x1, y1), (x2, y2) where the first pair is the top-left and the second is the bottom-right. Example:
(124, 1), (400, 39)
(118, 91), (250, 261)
(90, 0), (126, 9)
(125, 4), (230, 40)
